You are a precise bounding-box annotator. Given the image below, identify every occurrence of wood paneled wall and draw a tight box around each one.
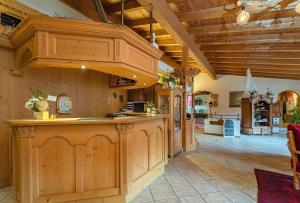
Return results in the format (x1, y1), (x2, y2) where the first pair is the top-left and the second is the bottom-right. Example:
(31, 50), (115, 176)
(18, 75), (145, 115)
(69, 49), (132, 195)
(0, 39), (127, 187)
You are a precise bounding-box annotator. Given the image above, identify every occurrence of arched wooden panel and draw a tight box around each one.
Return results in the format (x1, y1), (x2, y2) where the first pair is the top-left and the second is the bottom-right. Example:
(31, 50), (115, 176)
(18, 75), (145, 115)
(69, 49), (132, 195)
(132, 130), (149, 182)
(38, 137), (76, 196)
(83, 135), (118, 191)
(149, 126), (163, 169)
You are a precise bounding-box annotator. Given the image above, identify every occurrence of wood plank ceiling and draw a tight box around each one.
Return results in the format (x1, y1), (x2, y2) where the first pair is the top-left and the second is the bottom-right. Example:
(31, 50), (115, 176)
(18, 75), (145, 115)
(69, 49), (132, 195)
(61, 0), (300, 80)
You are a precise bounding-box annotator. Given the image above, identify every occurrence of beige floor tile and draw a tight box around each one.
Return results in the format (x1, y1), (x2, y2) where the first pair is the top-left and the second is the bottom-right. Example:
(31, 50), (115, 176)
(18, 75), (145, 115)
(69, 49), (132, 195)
(150, 185), (176, 201)
(178, 195), (205, 203)
(190, 180), (218, 194)
(169, 183), (197, 197)
(131, 188), (154, 203)
(208, 179), (237, 192)
(240, 187), (258, 200)
(154, 198), (179, 203)
(201, 192), (231, 203)
(223, 189), (255, 203)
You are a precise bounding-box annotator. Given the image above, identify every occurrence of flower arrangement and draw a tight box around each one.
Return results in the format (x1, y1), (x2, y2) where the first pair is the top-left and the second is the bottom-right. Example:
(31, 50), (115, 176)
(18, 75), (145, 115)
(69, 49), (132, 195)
(25, 89), (49, 112)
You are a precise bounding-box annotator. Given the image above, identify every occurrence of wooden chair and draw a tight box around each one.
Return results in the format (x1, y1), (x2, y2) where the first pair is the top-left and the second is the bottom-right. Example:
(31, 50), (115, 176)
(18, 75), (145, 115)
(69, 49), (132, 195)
(287, 125), (300, 191)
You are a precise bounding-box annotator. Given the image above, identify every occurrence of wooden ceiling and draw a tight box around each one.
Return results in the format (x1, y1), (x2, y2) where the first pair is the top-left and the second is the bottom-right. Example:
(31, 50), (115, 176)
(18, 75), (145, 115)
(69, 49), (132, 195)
(61, 0), (300, 80)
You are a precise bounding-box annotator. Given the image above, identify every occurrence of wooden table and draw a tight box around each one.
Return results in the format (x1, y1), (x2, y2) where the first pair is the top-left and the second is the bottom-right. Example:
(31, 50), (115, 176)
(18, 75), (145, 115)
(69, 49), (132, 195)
(5, 115), (169, 203)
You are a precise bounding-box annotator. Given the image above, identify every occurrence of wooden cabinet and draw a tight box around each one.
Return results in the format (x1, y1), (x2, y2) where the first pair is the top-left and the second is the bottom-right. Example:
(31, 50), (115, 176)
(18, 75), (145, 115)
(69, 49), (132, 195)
(241, 95), (272, 135)
(157, 88), (183, 157)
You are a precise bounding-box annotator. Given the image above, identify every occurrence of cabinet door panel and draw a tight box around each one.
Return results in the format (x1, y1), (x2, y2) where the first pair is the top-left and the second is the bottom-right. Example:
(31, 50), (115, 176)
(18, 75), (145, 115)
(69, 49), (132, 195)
(149, 127), (163, 169)
(83, 136), (117, 191)
(132, 130), (149, 182)
(38, 137), (76, 196)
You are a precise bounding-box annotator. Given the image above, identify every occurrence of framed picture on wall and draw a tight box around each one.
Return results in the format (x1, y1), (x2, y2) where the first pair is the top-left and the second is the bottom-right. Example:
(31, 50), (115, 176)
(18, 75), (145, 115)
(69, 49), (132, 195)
(229, 91), (244, 107)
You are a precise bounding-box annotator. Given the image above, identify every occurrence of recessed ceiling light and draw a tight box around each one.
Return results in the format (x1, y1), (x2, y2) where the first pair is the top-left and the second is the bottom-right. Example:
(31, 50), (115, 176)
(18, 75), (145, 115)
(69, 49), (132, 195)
(144, 83), (147, 86)
(80, 65), (86, 69)
(133, 75), (137, 78)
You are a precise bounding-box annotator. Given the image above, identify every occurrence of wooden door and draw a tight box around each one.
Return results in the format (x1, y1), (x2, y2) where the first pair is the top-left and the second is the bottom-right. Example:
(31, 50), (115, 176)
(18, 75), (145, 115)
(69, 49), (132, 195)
(173, 91), (183, 154)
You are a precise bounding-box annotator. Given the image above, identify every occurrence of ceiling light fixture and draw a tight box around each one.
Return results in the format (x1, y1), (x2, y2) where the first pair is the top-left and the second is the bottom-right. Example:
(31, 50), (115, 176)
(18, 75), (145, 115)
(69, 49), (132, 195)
(236, 5), (250, 26)
(80, 65), (86, 69)
(296, 3), (300, 14)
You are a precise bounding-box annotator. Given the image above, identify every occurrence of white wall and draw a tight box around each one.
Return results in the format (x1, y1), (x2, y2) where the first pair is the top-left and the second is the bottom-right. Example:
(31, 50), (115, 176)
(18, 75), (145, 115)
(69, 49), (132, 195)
(194, 73), (300, 115)
(17, 0), (89, 20)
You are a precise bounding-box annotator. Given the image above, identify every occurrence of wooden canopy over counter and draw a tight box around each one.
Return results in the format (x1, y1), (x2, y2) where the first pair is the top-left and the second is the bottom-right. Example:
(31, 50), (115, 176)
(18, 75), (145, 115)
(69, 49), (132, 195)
(6, 115), (169, 203)
(9, 15), (163, 88)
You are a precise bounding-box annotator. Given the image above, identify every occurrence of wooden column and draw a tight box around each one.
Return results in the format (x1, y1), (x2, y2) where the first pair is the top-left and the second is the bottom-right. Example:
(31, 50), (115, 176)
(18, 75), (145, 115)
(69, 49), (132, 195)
(182, 45), (188, 151)
(182, 46), (196, 152)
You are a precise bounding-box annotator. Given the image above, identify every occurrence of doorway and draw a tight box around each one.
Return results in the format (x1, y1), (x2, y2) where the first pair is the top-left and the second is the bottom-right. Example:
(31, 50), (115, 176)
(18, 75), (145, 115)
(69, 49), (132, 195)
(276, 90), (299, 127)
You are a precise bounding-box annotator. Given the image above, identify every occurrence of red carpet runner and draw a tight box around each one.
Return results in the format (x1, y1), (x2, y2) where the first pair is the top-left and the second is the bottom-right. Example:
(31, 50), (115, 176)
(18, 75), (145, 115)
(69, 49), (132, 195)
(255, 169), (300, 203)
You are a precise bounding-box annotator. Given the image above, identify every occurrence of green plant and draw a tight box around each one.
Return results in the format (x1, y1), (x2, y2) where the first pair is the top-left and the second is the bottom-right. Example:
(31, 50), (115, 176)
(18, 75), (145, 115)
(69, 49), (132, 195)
(286, 107), (300, 124)
(146, 102), (155, 109)
(159, 73), (180, 87)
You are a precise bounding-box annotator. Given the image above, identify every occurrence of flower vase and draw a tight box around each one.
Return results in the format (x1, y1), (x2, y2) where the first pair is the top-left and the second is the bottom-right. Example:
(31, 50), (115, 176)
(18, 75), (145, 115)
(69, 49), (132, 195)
(34, 111), (49, 120)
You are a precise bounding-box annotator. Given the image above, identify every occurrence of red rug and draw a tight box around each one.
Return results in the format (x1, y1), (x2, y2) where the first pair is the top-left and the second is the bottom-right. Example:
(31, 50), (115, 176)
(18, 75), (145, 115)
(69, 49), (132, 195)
(255, 169), (300, 203)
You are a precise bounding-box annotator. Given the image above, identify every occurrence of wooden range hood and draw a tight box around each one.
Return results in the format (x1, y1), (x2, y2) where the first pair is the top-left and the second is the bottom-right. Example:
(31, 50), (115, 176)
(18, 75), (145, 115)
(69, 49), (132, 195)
(9, 15), (163, 88)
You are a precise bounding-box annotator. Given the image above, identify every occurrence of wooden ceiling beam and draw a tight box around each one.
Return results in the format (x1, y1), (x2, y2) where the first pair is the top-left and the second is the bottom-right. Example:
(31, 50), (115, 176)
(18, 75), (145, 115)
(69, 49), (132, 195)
(198, 40), (300, 46)
(137, 0), (216, 79)
(209, 58), (300, 65)
(204, 52), (300, 58)
(182, 7), (297, 24)
(104, 0), (142, 15)
(200, 44), (300, 52)
(211, 63), (300, 69)
(156, 39), (180, 46)
(215, 71), (300, 80)
(139, 30), (170, 38)
(177, 3), (238, 22)
(161, 46), (182, 53)
(126, 17), (158, 27)
(189, 23), (300, 37)
(197, 33), (300, 43)
(190, 19), (300, 36)
(215, 68), (300, 76)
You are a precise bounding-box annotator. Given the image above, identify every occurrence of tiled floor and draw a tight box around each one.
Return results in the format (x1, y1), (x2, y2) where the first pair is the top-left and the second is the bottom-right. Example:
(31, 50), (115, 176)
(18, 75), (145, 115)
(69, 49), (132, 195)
(0, 133), (291, 203)
(131, 133), (291, 203)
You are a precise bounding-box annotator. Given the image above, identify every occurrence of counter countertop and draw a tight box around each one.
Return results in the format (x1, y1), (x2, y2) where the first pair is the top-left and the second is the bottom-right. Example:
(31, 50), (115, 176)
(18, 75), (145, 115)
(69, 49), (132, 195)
(4, 114), (169, 126)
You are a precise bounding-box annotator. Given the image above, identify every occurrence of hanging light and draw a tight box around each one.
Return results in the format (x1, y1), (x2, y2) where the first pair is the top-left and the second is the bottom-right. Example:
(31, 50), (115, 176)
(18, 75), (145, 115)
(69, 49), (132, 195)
(296, 3), (300, 14)
(236, 5), (250, 25)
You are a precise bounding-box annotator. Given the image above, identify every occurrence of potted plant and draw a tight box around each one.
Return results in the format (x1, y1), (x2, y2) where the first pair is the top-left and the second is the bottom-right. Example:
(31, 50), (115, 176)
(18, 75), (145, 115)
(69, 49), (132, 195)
(286, 107), (300, 124)
(146, 102), (155, 113)
(25, 89), (49, 120)
(159, 73), (180, 88)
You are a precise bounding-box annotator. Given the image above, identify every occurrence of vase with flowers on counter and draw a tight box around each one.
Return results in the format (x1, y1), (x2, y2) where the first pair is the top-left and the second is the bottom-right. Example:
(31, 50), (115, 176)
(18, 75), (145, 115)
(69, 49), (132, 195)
(25, 89), (49, 120)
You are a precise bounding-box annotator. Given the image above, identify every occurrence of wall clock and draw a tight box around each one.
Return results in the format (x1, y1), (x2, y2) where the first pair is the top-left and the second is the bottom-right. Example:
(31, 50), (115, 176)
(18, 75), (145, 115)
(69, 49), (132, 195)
(57, 94), (72, 114)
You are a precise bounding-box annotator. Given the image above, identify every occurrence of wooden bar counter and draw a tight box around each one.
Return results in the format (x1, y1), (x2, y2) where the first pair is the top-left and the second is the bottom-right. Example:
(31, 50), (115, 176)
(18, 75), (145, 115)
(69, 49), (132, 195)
(5, 115), (169, 203)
